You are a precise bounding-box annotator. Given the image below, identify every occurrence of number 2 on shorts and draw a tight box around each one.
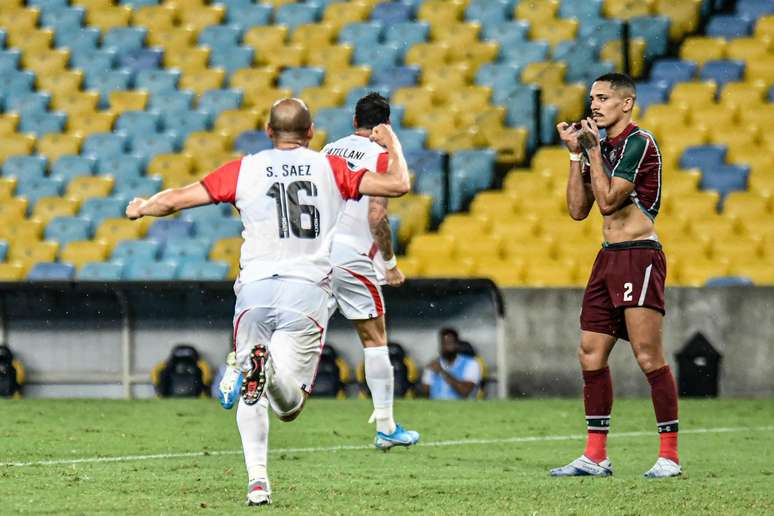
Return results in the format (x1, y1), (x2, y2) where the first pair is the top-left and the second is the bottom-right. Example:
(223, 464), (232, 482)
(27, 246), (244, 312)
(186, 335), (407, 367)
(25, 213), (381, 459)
(623, 282), (633, 302)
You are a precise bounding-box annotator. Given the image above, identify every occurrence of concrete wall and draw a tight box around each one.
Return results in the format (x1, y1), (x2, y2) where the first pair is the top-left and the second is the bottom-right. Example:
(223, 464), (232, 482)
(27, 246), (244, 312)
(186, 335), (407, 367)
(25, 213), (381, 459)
(503, 287), (774, 398)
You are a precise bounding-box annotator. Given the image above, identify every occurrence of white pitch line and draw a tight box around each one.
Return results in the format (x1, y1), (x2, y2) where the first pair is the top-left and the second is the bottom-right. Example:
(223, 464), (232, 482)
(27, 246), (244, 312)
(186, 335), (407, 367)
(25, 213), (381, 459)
(2, 425), (773, 468)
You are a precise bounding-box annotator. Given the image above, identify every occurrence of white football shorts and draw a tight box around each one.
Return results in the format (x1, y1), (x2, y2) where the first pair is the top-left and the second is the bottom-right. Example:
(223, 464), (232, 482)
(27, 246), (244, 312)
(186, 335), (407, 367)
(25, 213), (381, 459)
(233, 278), (330, 394)
(330, 243), (385, 321)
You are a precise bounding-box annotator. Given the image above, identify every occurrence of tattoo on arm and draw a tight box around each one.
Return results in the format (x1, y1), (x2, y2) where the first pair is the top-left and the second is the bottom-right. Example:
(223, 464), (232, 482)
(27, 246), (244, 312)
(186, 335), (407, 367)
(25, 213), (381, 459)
(368, 196), (395, 261)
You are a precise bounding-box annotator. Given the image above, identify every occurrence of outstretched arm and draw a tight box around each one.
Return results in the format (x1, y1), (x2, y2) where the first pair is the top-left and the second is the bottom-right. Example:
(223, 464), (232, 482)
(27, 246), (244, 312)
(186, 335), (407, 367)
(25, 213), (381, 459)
(125, 182), (212, 219)
(368, 196), (405, 287)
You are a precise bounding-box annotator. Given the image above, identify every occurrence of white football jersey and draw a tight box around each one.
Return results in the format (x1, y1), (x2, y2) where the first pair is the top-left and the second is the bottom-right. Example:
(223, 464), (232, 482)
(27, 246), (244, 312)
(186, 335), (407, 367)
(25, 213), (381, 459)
(201, 147), (366, 285)
(322, 135), (389, 277)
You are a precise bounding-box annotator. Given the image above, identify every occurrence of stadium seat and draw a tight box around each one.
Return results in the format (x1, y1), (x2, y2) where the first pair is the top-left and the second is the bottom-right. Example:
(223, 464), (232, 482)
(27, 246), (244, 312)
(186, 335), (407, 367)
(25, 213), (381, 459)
(274, 3), (318, 32)
(680, 145), (727, 171)
(679, 37), (727, 67)
(670, 81), (717, 108)
(700, 60), (745, 89)
(124, 259), (178, 281)
(278, 67), (325, 95)
(161, 238), (210, 263)
(706, 15), (752, 39)
(2, 156), (47, 182)
(66, 176), (114, 202)
(371, 2), (412, 24)
(17, 178), (65, 212)
(9, 241), (59, 274)
(370, 65), (419, 90)
(209, 236), (242, 278)
(111, 239), (160, 263)
(147, 219), (194, 242)
(193, 218), (243, 241)
(27, 262), (75, 281)
(76, 261), (123, 280)
(45, 216), (92, 246)
(700, 164), (750, 199)
(61, 240), (109, 270)
(629, 15), (670, 59)
(226, 3), (273, 32)
(234, 130), (273, 155)
(79, 197), (126, 226)
(176, 260), (229, 280)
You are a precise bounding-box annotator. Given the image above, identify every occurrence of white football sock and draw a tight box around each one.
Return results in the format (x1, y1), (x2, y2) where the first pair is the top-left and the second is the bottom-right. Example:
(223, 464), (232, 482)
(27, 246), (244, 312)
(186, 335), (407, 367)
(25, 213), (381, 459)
(266, 357), (304, 418)
(236, 396), (269, 483)
(364, 346), (396, 435)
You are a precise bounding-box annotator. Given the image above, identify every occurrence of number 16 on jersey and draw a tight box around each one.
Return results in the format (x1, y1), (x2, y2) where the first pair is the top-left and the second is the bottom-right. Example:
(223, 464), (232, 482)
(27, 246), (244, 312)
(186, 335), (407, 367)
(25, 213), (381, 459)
(266, 181), (320, 239)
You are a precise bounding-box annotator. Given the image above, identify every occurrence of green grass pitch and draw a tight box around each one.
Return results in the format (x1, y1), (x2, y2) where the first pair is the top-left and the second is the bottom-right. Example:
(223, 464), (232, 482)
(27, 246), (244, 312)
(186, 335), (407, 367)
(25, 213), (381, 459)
(2, 399), (774, 514)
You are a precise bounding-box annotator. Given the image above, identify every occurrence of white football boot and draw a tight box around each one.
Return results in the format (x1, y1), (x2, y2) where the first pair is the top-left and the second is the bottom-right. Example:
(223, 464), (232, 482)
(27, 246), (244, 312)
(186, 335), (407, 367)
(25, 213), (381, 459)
(550, 455), (613, 477)
(246, 479), (272, 506)
(643, 457), (682, 478)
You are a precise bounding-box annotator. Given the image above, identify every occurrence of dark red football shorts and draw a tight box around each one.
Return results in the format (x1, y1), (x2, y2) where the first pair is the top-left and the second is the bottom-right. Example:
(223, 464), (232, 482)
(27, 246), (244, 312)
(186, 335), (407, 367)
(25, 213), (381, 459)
(580, 239), (666, 341)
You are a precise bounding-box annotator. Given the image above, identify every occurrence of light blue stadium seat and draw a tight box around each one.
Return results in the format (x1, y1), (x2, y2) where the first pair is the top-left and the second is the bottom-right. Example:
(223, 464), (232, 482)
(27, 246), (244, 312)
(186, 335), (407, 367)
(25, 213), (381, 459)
(700, 165), (750, 199)
(500, 41), (549, 67)
(579, 19), (624, 48)
(0, 241), (7, 262)
(500, 84), (540, 150)
(45, 216), (92, 246)
(371, 1), (413, 24)
(383, 22), (429, 57)
(97, 154), (143, 181)
(27, 262), (75, 281)
(475, 63), (521, 90)
(274, 3), (319, 31)
(181, 203), (233, 223)
(226, 4), (273, 31)
(198, 89), (244, 117)
(707, 15), (751, 39)
(234, 130), (272, 155)
(629, 16), (670, 59)
(466, 0), (511, 28)
(80, 197), (126, 225)
(345, 86), (391, 109)
(16, 178), (65, 212)
(339, 21), (383, 47)
(481, 20), (529, 46)
(700, 60), (745, 89)
(103, 27), (147, 55)
(413, 167), (445, 223)
(51, 155), (96, 183)
(198, 25), (242, 49)
(149, 90), (195, 113)
(28, 0), (70, 10)
(736, 0), (774, 20)
(84, 69), (132, 107)
(449, 149), (496, 212)
(77, 262), (124, 281)
(71, 48), (117, 74)
(370, 65), (418, 89)
(161, 238), (210, 262)
(635, 82), (669, 113)
(40, 7), (85, 33)
(0, 71), (35, 99)
(581, 61), (615, 84)
(119, 48), (163, 75)
(55, 27), (100, 54)
(0, 30), (4, 49)
(559, 0), (602, 24)
(148, 219), (194, 242)
(405, 149), (444, 177)
(680, 145), (727, 171)
(115, 111), (161, 138)
(130, 133), (178, 164)
(2, 156), (48, 182)
(113, 176), (162, 198)
(120, 0), (160, 6)
(315, 108), (353, 142)
(553, 41), (596, 83)
(209, 46), (254, 75)
(0, 49), (20, 73)
(135, 69), (180, 95)
(176, 260), (230, 280)
(82, 132), (128, 162)
(650, 59), (697, 90)
(112, 240), (161, 262)
(769, 85), (774, 102)
(705, 276), (754, 287)
(278, 67), (325, 95)
(394, 127), (426, 152)
(161, 110), (210, 142)
(354, 43), (400, 69)
(123, 260), (178, 281)
(5, 92), (51, 116)
(192, 218), (243, 241)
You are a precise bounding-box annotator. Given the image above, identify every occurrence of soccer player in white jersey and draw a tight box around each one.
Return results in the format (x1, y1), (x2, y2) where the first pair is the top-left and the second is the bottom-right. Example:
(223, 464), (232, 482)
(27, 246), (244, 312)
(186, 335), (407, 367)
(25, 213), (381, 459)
(124, 98), (410, 506)
(321, 93), (419, 450)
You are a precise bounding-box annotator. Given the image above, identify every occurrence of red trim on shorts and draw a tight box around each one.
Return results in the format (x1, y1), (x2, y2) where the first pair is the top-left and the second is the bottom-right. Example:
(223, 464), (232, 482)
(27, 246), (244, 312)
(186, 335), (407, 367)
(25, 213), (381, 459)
(342, 266), (384, 316)
(233, 308), (251, 353)
(368, 243), (378, 259)
(305, 316), (326, 394)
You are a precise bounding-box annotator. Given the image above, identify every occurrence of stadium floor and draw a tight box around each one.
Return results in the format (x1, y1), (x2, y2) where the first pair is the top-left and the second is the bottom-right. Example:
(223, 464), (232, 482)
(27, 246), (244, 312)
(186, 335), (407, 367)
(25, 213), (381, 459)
(2, 399), (773, 514)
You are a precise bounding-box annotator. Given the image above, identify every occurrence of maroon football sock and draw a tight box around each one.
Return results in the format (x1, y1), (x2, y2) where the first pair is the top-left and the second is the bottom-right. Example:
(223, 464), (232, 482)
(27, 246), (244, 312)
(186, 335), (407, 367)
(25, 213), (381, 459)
(582, 367), (613, 463)
(646, 365), (679, 463)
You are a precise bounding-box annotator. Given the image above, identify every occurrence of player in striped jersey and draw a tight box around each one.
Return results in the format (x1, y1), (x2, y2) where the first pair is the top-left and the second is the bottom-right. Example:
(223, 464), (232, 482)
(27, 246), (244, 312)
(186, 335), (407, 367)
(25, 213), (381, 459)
(550, 73), (681, 479)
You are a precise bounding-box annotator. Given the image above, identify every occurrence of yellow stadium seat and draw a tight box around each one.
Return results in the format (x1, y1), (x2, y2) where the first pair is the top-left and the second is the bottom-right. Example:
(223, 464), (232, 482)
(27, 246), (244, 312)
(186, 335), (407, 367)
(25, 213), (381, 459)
(230, 68), (278, 92)
(264, 44), (306, 68)
(184, 131), (229, 157)
(676, 257), (731, 287)
(9, 240), (58, 266)
(306, 44), (352, 70)
(405, 43), (449, 69)
(662, 190), (719, 218)
(178, 5), (225, 35)
(521, 62), (566, 88)
(532, 146), (574, 176)
(389, 194), (432, 245)
(132, 4), (177, 31)
(407, 234), (456, 261)
(299, 86), (344, 115)
(164, 46), (211, 72)
(0, 197), (28, 222)
(542, 83), (586, 121)
(474, 257), (525, 287)
(530, 18), (578, 48)
(0, 114), (20, 136)
(734, 261), (774, 285)
(66, 176), (114, 202)
(147, 26), (195, 49)
(160, 169), (199, 189)
(396, 256), (422, 277)
(95, 218), (144, 251)
(147, 153), (194, 179)
(524, 258), (579, 286)
(679, 37), (727, 67)
(754, 15), (774, 42)
(484, 127), (529, 167)
(0, 263), (24, 280)
(393, 87), (435, 126)
(167, 0), (204, 9)
(0, 134), (36, 165)
(9, 28), (53, 55)
(421, 63), (470, 93)
(670, 81), (717, 108)
(0, 8), (39, 39)
(39, 71), (84, 99)
(309, 129), (328, 151)
(323, 66), (371, 93)
(745, 57), (774, 87)
(600, 38), (647, 78)
(738, 103), (774, 130)
(664, 169), (701, 196)
(516, 0), (559, 23)
(180, 68), (226, 97)
(447, 86), (491, 113)
(709, 126), (759, 152)
(640, 103), (690, 133)
(690, 103), (737, 128)
(54, 91), (100, 117)
(455, 234), (504, 261)
(722, 191), (771, 220)
(67, 111), (115, 138)
(655, 0), (702, 41)
(660, 126), (709, 155)
(726, 37), (770, 63)
(420, 257), (476, 278)
(87, 6), (132, 32)
(210, 237), (243, 279)
(452, 41), (500, 70)
(603, 0), (653, 19)
(242, 87), (293, 114)
(489, 216), (542, 242)
(432, 22), (480, 48)
(192, 152), (238, 175)
(23, 48), (69, 76)
(60, 240), (109, 270)
(470, 191), (519, 219)
(215, 109), (262, 143)
(437, 129), (479, 153)
(73, 0), (112, 9)
(418, 0), (464, 26)
(36, 134), (82, 163)
(32, 197), (80, 225)
(0, 219), (43, 247)
(440, 213), (492, 235)
(322, 1), (370, 32)
(108, 91), (149, 113)
(291, 23), (335, 48)
(504, 168), (556, 194)
(244, 26), (288, 56)
(0, 177), (16, 199)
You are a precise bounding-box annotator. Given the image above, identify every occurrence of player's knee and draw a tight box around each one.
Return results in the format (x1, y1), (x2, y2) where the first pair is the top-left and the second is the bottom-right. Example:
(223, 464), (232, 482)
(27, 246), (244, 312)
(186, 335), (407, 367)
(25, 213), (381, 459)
(632, 344), (665, 373)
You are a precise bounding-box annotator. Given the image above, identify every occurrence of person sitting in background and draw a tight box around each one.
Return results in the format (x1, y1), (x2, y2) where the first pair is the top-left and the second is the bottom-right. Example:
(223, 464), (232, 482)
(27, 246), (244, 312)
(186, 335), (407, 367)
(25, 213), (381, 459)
(418, 328), (481, 400)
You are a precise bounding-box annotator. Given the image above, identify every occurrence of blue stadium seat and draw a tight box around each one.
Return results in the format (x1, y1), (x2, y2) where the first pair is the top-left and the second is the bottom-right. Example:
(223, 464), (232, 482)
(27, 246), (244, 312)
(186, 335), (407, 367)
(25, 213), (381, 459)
(120, 0), (160, 6)
(476, 63), (522, 96)
(5, 92), (51, 116)
(706, 15), (751, 38)
(481, 21), (529, 46)
(278, 67), (325, 95)
(198, 89), (244, 117)
(635, 82), (669, 113)
(500, 41), (549, 67)
(148, 219), (194, 242)
(80, 197), (126, 225)
(234, 130), (273, 155)
(55, 27), (100, 54)
(700, 60), (745, 88)
(629, 16), (670, 59)
(500, 84), (540, 149)
(354, 43), (401, 70)
(28, 0), (70, 10)
(83, 133), (128, 162)
(198, 25), (242, 49)
(51, 155), (96, 183)
(176, 260), (230, 280)
(0, 49), (20, 73)
(274, 3), (319, 31)
(0, 71), (35, 99)
(770, 85), (774, 102)
(192, 218), (243, 241)
(345, 86), (391, 109)
(123, 260), (178, 281)
(71, 49), (117, 74)
(115, 111), (161, 138)
(40, 7), (85, 33)
(2, 156), (48, 182)
(736, 0), (774, 20)
(27, 262), (75, 281)
(339, 22), (383, 47)
(97, 155), (144, 181)
(209, 46), (254, 75)
(559, 0), (602, 23)
(383, 22), (429, 57)
(77, 262), (124, 281)
(413, 167), (445, 223)
(16, 178), (65, 211)
(135, 69), (180, 95)
(581, 61), (615, 84)
(650, 59), (697, 89)
(112, 240), (160, 262)
(394, 128), (427, 152)
(466, 0), (511, 28)
(0, 241), (7, 262)
(84, 70), (132, 107)
(160, 110), (210, 142)
(705, 276), (754, 287)
(226, 4), (273, 31)
(118, 48), (163, 75)
(103, 27), (147, 55)
(700, 165), (750, 198)
(130, 133), (178, 164)
(149, 90), (195, 113)
(371, 2), (413, 24)
(680, 145), (727, 170)
(113, 176), (162, 198)
(579, 19), (624, 48)
(553, 42), (597, 83)
(181, 203), (233, 223)
(449, 149), (496, 211)
(370, 65), (419, 89)
(45, 216), (92, 245)
(161, 238), (210, 262)
(315, 108), (353, 142)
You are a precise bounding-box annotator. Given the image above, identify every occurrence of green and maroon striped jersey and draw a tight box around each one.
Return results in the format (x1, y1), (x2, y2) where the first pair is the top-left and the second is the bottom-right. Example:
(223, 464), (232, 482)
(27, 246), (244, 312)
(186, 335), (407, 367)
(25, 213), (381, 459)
(584, 123), (663, 220)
